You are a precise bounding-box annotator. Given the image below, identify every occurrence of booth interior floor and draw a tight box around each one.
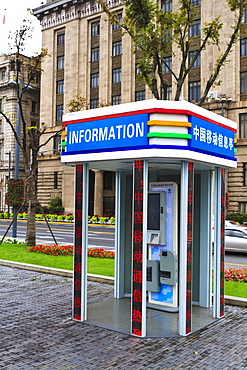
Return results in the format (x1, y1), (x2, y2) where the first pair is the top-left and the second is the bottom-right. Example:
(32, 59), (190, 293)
(86, 298), (217, 337)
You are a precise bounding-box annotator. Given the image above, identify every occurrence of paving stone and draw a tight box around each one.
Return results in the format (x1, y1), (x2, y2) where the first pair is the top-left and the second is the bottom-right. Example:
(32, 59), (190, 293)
(1, 265), (247, 369)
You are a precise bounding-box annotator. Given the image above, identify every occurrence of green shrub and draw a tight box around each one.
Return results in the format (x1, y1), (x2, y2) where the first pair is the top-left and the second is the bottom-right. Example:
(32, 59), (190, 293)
(3, 213), (9, 219)
(35, 214), (43, 220)
(0, 213), (4, 219)
(110, 217), (115, 224)
(23, 212), (28, 219)
(57, 215), (66, 221)
(18, 213), (23, 218)
(226, 213), (247, 224)
(66, 214), (74, 221)
(50, 214), (58, 221)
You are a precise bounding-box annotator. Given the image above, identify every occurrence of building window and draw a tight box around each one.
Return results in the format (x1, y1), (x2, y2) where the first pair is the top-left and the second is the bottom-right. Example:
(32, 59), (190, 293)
(91, 47), (100, 61)
(91, 73), (99, 88)
(162, 0), (172, 12)
(31, 101), (37, 113)
(189, 50), (201, 67)
(112, 41), (122, 56)
(136, 63), (141, 76)
(0, 120), (2, 133)
(112, 95), (121, 105)
(240, 71), (247, 94)
(167, 86), (172, 100)
(54, 172), (58, 189)
(239, 113), (247, 138)
(53, 134), (61, 153)
(0, 143), (2, 160)
(112, 68), (121, 83)
(57, 56), (64, 70)
(244, 163), (247, 186)
(56, 104), (64, 122)
(135, 90), (146, 101)
(162, 56), (172, 73)
(189, 20), (200, 37)
(56, 80), (64, 94)
(240, 38), (247, 57)
(91, 21), (100, 37)
(112, 13), (122, 30)
(242, 9), (247, 23)
(0, 99), (2, 111)
(104, 171), (112, 190)
(189, 81), (200, 101)
(239, 202), (247, 213)
(1, 69), (6, 80)
(190, 0), (200, 5)
(57, 33), (65, 46)
(90, 99), (99, 109)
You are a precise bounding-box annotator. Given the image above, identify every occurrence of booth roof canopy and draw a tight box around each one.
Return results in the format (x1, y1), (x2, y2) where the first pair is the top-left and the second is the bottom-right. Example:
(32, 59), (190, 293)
(61, 99), (237, 169)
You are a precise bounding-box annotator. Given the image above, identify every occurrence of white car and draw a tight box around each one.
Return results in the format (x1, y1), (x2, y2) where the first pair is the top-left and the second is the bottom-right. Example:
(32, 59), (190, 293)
(225, 227), (247, 253)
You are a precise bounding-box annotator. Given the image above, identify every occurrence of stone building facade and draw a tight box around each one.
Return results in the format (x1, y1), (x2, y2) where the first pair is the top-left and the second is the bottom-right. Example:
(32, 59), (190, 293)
(0, 54), (40, 211)
(33, 0), (247, 215)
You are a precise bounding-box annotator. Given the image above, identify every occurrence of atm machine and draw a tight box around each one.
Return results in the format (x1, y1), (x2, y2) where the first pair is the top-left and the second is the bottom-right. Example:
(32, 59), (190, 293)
(146, 182), (178, 312)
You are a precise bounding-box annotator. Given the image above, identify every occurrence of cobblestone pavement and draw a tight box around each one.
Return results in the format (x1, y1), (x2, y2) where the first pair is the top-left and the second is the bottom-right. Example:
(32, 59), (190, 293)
(1, 265), (247, 370)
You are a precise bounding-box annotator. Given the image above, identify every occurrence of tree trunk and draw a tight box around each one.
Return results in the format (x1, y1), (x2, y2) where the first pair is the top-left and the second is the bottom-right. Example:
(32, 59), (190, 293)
(25, 169), (38, 246)
(26, 200), (36, 246)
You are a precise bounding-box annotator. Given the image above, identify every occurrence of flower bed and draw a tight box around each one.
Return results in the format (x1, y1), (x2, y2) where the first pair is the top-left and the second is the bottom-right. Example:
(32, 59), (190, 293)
(88, 248), (115, 259)
(224, 267), (247, 283)
(28, 244), (74, 256)
(27, 245), (115, 259)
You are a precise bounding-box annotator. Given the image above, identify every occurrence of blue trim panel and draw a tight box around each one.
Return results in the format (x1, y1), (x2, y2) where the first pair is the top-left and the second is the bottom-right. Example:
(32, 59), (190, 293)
(61, 144), (237, 162)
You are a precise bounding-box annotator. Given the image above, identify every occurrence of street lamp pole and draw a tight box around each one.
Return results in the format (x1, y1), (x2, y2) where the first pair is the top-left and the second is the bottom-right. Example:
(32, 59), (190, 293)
(5, 151), (11, 216)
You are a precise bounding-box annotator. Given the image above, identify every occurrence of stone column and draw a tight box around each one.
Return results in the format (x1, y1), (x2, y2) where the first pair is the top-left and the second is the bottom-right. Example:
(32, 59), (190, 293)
(93, 169), (104, 216)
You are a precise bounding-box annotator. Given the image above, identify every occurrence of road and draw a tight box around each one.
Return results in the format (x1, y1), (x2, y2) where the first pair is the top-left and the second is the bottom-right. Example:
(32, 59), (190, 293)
(0, 219), (247, 268)
(0, 220), (115, 250)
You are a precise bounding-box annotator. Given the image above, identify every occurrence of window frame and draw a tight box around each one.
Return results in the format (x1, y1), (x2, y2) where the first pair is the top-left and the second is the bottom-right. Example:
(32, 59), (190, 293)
(56, 104), (64, 122)
(91, 72), (99, 88)
(189, 50), (201, 67)
(90, 99), (99, 109)
(240, 71), (247, 94)
(57, 33), (65, 46)
(91, 46), (100, 61)
(135, 90), (146, 101)
(57, 55), (64, 70)
(189, 20), (201, 38)
(162, 56), (172, 73)
(112, 68), (122, 84)
(188, 81), (201, 102)
(56, 80), (64, 95)
(161, 0), (172, 13)
(239, 113), (247, 138)
(91, 21), (100, 37)
(112, 41), (122, 56)
(240, 38), (247, 57)
(112, 95), (121, 105)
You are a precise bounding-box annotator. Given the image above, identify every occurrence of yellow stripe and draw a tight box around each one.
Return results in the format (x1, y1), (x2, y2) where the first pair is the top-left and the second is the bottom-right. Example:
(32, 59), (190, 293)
(148, 120), (191, 127)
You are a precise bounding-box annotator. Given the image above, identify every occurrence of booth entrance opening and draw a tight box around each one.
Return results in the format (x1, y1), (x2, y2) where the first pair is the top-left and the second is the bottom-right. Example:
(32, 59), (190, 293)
(61, 99), (236, 337)
(84, 163), (217, 337)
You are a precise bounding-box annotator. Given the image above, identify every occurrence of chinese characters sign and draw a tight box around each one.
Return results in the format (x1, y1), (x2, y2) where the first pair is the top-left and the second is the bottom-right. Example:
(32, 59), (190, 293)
(73, 164), (83, 321)
(190, 116), (235, 158)
(131, 160), (144, 337)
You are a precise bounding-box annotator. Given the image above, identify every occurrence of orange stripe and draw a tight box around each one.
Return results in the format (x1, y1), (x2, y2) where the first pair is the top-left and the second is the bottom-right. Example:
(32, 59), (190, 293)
(148, 120), (191, 127)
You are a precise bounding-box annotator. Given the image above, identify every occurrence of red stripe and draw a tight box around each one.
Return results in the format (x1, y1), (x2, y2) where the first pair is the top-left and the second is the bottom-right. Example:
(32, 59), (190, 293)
(62, 107), (236, 132)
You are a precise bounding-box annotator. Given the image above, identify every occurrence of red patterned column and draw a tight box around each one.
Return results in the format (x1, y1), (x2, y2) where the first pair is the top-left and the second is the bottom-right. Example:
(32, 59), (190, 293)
(73, 164), (83, 321)
(131, 160), (144, 337)
(186, 162), (194, 335)
(220, 169), (225, 317)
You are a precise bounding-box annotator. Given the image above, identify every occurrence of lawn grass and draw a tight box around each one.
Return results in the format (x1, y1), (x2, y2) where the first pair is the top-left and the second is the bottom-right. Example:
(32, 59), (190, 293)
(1, 243), (247, 296)
(0, 243), (114, 277)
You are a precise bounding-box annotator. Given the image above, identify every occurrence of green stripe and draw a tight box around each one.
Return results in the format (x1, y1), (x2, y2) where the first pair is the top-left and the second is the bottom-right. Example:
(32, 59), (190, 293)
(147, 132), (192, 139)
(234, 148), (237, 153)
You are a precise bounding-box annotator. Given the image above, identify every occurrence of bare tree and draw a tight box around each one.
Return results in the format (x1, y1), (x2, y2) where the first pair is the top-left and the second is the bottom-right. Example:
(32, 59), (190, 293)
(0, 21), (61, 246)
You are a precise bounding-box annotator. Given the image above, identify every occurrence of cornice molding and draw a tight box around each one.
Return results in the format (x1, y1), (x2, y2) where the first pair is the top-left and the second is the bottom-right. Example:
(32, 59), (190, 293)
(33, 0), (121, 30)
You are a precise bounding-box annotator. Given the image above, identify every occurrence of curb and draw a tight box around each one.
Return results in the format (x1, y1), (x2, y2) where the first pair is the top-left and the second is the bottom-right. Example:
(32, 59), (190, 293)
(0, 259), (114, 285)
(0, 260), (246, 305)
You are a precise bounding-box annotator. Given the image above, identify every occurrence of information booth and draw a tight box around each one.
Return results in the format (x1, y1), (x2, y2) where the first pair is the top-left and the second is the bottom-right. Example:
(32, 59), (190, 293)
(61, 99), (237, 337)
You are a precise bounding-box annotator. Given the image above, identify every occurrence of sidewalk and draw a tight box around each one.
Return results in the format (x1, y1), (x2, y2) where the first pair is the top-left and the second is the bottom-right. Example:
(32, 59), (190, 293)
(1, 264), (247, 369)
